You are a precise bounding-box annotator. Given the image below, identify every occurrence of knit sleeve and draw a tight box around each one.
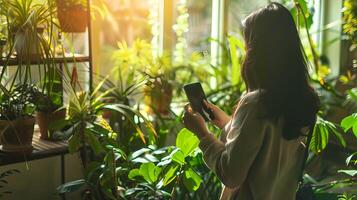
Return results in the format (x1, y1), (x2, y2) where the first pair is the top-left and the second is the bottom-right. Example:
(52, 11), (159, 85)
(199, 93), (267, 188)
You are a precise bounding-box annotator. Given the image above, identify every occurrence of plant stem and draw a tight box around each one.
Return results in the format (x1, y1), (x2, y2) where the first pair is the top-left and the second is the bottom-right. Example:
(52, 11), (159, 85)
(294, 1), (320, 76)
(170, 166), (183, 200)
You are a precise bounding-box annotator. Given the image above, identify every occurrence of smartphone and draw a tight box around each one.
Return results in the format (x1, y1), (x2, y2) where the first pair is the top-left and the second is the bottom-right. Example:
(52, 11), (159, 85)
(184, 82), (214, 121)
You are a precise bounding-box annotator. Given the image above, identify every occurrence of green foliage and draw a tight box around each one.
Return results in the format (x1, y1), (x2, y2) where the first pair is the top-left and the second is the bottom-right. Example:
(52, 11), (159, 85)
(287, 0), (313, 29)
(176, 128), (200, 157)
(126, 128), (203, 199)
(343, 0), (357, 45)
(0, 84), (37, 120)
(0, 0), (62, 113)
(341, 113), (357, 138)
(0, 0), (56, 29)
(310, 117), (346, 154)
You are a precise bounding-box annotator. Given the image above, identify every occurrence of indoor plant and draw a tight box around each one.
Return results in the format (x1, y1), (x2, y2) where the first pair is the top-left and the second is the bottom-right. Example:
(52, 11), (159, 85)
(0, 84), (37, 154)
(0, 0), (56, 60)
(33, 89), (65, 140)
(0, 0), (65, 140)
(56, 0), (88, 32)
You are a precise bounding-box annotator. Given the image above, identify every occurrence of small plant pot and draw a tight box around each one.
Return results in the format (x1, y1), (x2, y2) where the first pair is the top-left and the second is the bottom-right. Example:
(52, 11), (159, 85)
(0, 117), (35, 154)
(14, 27), (44, 60)
(57, 0), (88, 33)
(145, 78), (173, 115)
(36, 108), (66, 141)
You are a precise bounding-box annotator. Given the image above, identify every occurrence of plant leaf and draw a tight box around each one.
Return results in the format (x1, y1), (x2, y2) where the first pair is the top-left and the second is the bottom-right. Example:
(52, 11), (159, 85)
(182, 168), (202, 192)
(338, 170), (357, 177)
(163, 165), (179, 186)
(57, 179), (86, 194)
(341, 114), (357, 132)
(176, 128), (199, 157)
(128, 169), (141, 180)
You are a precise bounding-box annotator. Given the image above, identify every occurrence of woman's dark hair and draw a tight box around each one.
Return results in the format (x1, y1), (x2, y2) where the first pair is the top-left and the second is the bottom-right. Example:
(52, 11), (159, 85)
(241, 2), (320, 140)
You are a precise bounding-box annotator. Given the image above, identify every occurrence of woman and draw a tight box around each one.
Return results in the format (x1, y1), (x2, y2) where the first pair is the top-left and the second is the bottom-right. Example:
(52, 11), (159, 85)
(183, 2), (319, 200)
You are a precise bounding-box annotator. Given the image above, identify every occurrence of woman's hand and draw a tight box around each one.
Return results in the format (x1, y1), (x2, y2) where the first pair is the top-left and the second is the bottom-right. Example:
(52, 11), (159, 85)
(183, 104), (209, 139)
(204, 101), (231, 129)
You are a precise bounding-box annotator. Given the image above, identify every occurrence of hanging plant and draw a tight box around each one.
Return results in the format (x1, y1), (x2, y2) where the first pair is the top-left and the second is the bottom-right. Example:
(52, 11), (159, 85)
(56, 0), (88, 33)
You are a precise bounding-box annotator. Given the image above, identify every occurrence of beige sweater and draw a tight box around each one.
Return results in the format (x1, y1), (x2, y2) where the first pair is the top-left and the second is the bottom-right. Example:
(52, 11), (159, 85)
(199, 91), (306, 200)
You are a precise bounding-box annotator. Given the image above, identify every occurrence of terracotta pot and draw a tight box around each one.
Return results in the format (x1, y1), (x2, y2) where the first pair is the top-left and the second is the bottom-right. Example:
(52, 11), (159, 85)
(57, 0), (88, 33)
(0, 117), (35, 154)
(36, 109), (66, 141)
(145, 78), (173, 115)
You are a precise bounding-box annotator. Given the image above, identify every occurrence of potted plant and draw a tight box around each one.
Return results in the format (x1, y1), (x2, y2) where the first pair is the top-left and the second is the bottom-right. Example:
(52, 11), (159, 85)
(33, 89), (66, 141)
(0, 84), (36, 154)
(56, 0), (88, 33)
(0, 0), (56, 59)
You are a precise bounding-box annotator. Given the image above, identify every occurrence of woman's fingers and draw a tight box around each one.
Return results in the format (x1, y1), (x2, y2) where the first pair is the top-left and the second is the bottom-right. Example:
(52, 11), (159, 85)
(203, 100), (212, 109)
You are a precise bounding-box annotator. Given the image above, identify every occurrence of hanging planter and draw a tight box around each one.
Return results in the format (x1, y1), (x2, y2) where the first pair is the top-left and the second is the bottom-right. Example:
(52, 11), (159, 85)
(36, 108), (66, 141)
(0, 117), (35, 154)
(56, 0), (88, 33)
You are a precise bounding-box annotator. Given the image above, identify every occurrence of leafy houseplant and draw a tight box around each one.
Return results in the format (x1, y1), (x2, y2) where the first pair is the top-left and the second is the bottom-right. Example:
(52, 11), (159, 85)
(0, 84), (37, 154)
(0, 0), (56, 59)
(33, 89), (65, 140)
(0, 0), (65, 140)
(126, 128), (203, 199)
(56, 0), (88, 32)
(99, 69), (154, 151)
(109, 39), (173, 115)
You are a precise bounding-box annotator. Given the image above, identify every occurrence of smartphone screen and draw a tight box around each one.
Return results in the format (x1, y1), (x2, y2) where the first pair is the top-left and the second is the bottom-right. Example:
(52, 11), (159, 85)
(184, 82), (212, 121)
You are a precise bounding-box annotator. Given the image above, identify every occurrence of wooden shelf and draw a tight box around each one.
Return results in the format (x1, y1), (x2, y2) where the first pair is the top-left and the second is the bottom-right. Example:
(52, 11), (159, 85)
(0, 53), (90, 66)
(0, 127), (68, 165)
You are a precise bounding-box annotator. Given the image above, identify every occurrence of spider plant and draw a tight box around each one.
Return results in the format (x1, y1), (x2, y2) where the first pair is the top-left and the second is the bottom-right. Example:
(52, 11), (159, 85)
(53, 63), (156, 166)
(0, 0), (60, 109)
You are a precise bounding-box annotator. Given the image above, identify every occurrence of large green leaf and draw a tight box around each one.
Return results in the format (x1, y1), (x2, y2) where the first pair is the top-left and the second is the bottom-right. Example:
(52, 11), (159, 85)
(176, 128), (199, 157)
(182, 168), (202, 192)
(341, 113), (357, 138)
(310, 119), (329, 154)
(163, 165), (179, 186)
(139, 163), (162, 184)
(171, 149), (186, 165)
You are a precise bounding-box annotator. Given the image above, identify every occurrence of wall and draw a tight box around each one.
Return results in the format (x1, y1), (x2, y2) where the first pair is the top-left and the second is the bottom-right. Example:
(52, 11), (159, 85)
(1, 153), (83, 200)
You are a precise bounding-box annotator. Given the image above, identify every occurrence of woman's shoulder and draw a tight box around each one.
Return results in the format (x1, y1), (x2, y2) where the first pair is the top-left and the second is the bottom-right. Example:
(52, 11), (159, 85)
(239, 90), (263, 105)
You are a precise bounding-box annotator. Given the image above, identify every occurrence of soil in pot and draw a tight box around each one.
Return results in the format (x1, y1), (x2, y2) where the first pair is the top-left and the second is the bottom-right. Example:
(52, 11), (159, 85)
(57, 0), (88, 33)
(36, 108), (66, 141)
(0, 117), (35, 155)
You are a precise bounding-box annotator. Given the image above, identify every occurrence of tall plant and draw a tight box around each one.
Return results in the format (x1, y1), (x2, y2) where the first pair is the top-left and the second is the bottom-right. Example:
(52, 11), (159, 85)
(0, 0), (61, 112)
